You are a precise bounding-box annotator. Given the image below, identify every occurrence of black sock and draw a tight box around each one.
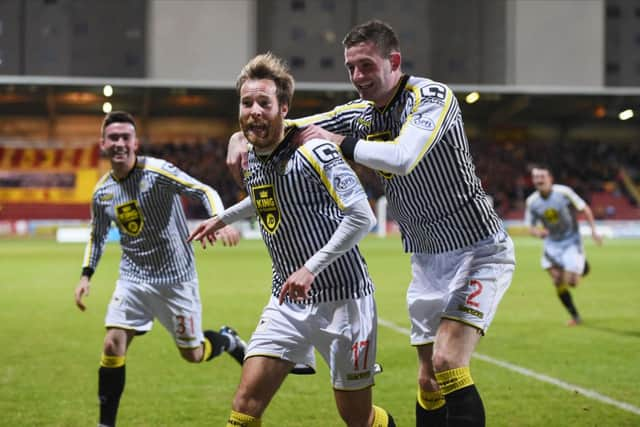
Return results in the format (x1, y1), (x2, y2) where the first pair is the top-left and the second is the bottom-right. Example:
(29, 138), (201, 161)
(416, 401), (447, 426)
(203, 330), (230, 361)
(558, 289), (579, 318)
(445, 385), (485, 427)
(98, 365), (125, 427)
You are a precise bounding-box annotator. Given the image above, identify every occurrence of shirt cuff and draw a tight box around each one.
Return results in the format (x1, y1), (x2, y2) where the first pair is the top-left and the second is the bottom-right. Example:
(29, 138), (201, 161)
(340, 137), (359, 160)
(81, 267), (94, 279)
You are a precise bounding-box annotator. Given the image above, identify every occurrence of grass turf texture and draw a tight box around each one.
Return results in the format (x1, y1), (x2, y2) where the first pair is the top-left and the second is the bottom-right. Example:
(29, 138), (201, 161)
(1, 236), (639, 426)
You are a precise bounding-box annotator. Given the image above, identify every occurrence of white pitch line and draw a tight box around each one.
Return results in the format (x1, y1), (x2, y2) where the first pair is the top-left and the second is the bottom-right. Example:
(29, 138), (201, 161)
(378, 318), (640, 416)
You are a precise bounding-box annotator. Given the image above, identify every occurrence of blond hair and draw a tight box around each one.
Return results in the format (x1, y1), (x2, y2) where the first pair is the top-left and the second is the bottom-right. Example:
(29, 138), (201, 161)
(235, 52), (295, 107)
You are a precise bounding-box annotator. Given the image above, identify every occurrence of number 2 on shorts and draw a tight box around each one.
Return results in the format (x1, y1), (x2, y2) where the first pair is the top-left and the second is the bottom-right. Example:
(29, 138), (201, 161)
(466, 279), (483, 308)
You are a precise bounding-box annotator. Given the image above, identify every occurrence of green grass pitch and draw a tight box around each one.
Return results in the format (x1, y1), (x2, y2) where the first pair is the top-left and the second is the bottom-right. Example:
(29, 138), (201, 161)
(1, 236), (639, 426)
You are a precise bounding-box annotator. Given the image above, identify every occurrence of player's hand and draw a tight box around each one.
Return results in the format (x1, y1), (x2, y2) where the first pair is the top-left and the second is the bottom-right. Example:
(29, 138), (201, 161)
(187, 217), (226, 249)
(216, 225), (241, 247)
(592, 230), (603, 246)
(537, 228), (549, 239)
(74, 276), (90, 311)
(297, 125), (345, 146)
(279, 266), (314, 305)
(227, 131), (249, 186)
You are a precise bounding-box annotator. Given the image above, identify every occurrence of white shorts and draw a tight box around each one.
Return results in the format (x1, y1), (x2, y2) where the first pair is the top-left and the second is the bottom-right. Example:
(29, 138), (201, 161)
(105, 279), (204, 349)
(407, 231), (515, 345)
(246, 294), (377, 391)
(541, 239), (585, 274)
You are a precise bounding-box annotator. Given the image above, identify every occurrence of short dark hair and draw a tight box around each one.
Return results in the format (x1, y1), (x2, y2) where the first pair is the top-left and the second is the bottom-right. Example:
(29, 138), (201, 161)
(530, 163), (553, 175)
(342, 20), (400, 57)
(101, 111), (136, 136)
(235, 52), (295, 108)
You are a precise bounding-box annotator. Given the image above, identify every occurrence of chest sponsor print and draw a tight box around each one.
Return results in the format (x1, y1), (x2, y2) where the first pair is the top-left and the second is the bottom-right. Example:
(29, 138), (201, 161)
(252, 184), (281, 234)
(116, 200), (144, 236)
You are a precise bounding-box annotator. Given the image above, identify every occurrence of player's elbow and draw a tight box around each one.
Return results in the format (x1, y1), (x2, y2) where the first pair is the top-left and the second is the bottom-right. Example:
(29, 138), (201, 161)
(386, 149), (415, 175)
(366, 209), (377, 231)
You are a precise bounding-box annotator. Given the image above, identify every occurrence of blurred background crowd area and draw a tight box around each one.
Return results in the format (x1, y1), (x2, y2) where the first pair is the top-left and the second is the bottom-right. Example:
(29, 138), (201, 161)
(1, 0), (640, 224)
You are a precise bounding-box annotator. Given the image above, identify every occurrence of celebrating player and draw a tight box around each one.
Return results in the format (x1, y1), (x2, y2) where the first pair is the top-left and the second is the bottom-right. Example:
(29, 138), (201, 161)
(227, 20), (515, 427)
(525, 164), (602, 326)
(74, 111), (246, 427)
(189, 53), (394, 427)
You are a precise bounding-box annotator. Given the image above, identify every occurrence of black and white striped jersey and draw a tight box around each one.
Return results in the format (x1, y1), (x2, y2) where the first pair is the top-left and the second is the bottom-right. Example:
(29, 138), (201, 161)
(293, 74), (503, 254)
(82, 156), (224, 285)
(243, 129), (374, 304)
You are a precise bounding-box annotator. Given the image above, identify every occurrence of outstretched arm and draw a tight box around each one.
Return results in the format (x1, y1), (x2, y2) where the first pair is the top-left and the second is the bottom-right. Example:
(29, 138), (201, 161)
(75, 196), (110, 312)
(74, 275), (91, 311)
(581, 205), (603, 245)
(187, 197), (255, 249)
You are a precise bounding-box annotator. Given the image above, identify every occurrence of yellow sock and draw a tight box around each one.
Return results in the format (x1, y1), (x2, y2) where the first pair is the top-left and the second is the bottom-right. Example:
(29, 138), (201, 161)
(226, 410), (261, 427)
(417, 387), (446, 410)
(100, 354), (125, 368)
(556, 284), (569, 295)
(435, 367), (474, 395)
(371, 405), (391, 427)
(202, 338), (213, 362)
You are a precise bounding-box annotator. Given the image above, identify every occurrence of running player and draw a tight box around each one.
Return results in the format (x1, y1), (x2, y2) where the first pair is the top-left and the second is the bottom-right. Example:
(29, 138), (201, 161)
(227, 20), (515, 427)
(74, 111), (246, 427)
(189, 53), (394, 427)
(525, 164), (602, 326)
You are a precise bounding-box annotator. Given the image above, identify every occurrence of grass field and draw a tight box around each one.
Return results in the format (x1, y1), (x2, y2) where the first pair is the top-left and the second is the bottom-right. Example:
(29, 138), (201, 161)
(1, 235), (639, 426)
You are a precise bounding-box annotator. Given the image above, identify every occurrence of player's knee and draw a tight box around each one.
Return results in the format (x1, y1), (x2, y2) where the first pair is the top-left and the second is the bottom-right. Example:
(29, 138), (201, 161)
(337, 406), (370, 427)
(103, 335), (125, 356)
(418, 370), (439, 392)
(232, 390), (266, 418)
(432, 349), (458, 373)
(179, 348), (201, 363)
(567, 273), (580, 287)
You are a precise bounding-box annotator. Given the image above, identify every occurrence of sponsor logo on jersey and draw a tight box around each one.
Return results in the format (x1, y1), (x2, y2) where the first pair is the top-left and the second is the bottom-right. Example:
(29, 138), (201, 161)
(357, 117), (371, 127)
(334, 173), (358, 192)
(139, 177), (150, 192)
(252, 184), (281, 234)
(312, 143), (341, 166)
(411, 113), (436, 131)
(99, 193), (114, 201)
(116, 200), (144, 236)
(543, 208), (560, 224)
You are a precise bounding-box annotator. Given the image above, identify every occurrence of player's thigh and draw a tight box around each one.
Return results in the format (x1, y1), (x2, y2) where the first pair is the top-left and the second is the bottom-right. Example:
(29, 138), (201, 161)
(407, 253), (450, 346)
(433, 319), (482, 369)
(104, 279), (154, 334)
(233, 355), (292, 416)
(314, 294), (378, 391)
(153, 280), (205, 349)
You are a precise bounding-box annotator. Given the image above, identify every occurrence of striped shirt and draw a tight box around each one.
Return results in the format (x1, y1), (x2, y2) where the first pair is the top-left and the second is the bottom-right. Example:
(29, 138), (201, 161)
(243, 129), (374, 304)
(293, 74), (503, 254)
(82, 156), (224, 285)
(525, 184), (586, 242)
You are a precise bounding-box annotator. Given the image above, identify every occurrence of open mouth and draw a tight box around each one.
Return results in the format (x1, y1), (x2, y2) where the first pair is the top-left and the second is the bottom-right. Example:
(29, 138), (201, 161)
(247, 122), (269, 138)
